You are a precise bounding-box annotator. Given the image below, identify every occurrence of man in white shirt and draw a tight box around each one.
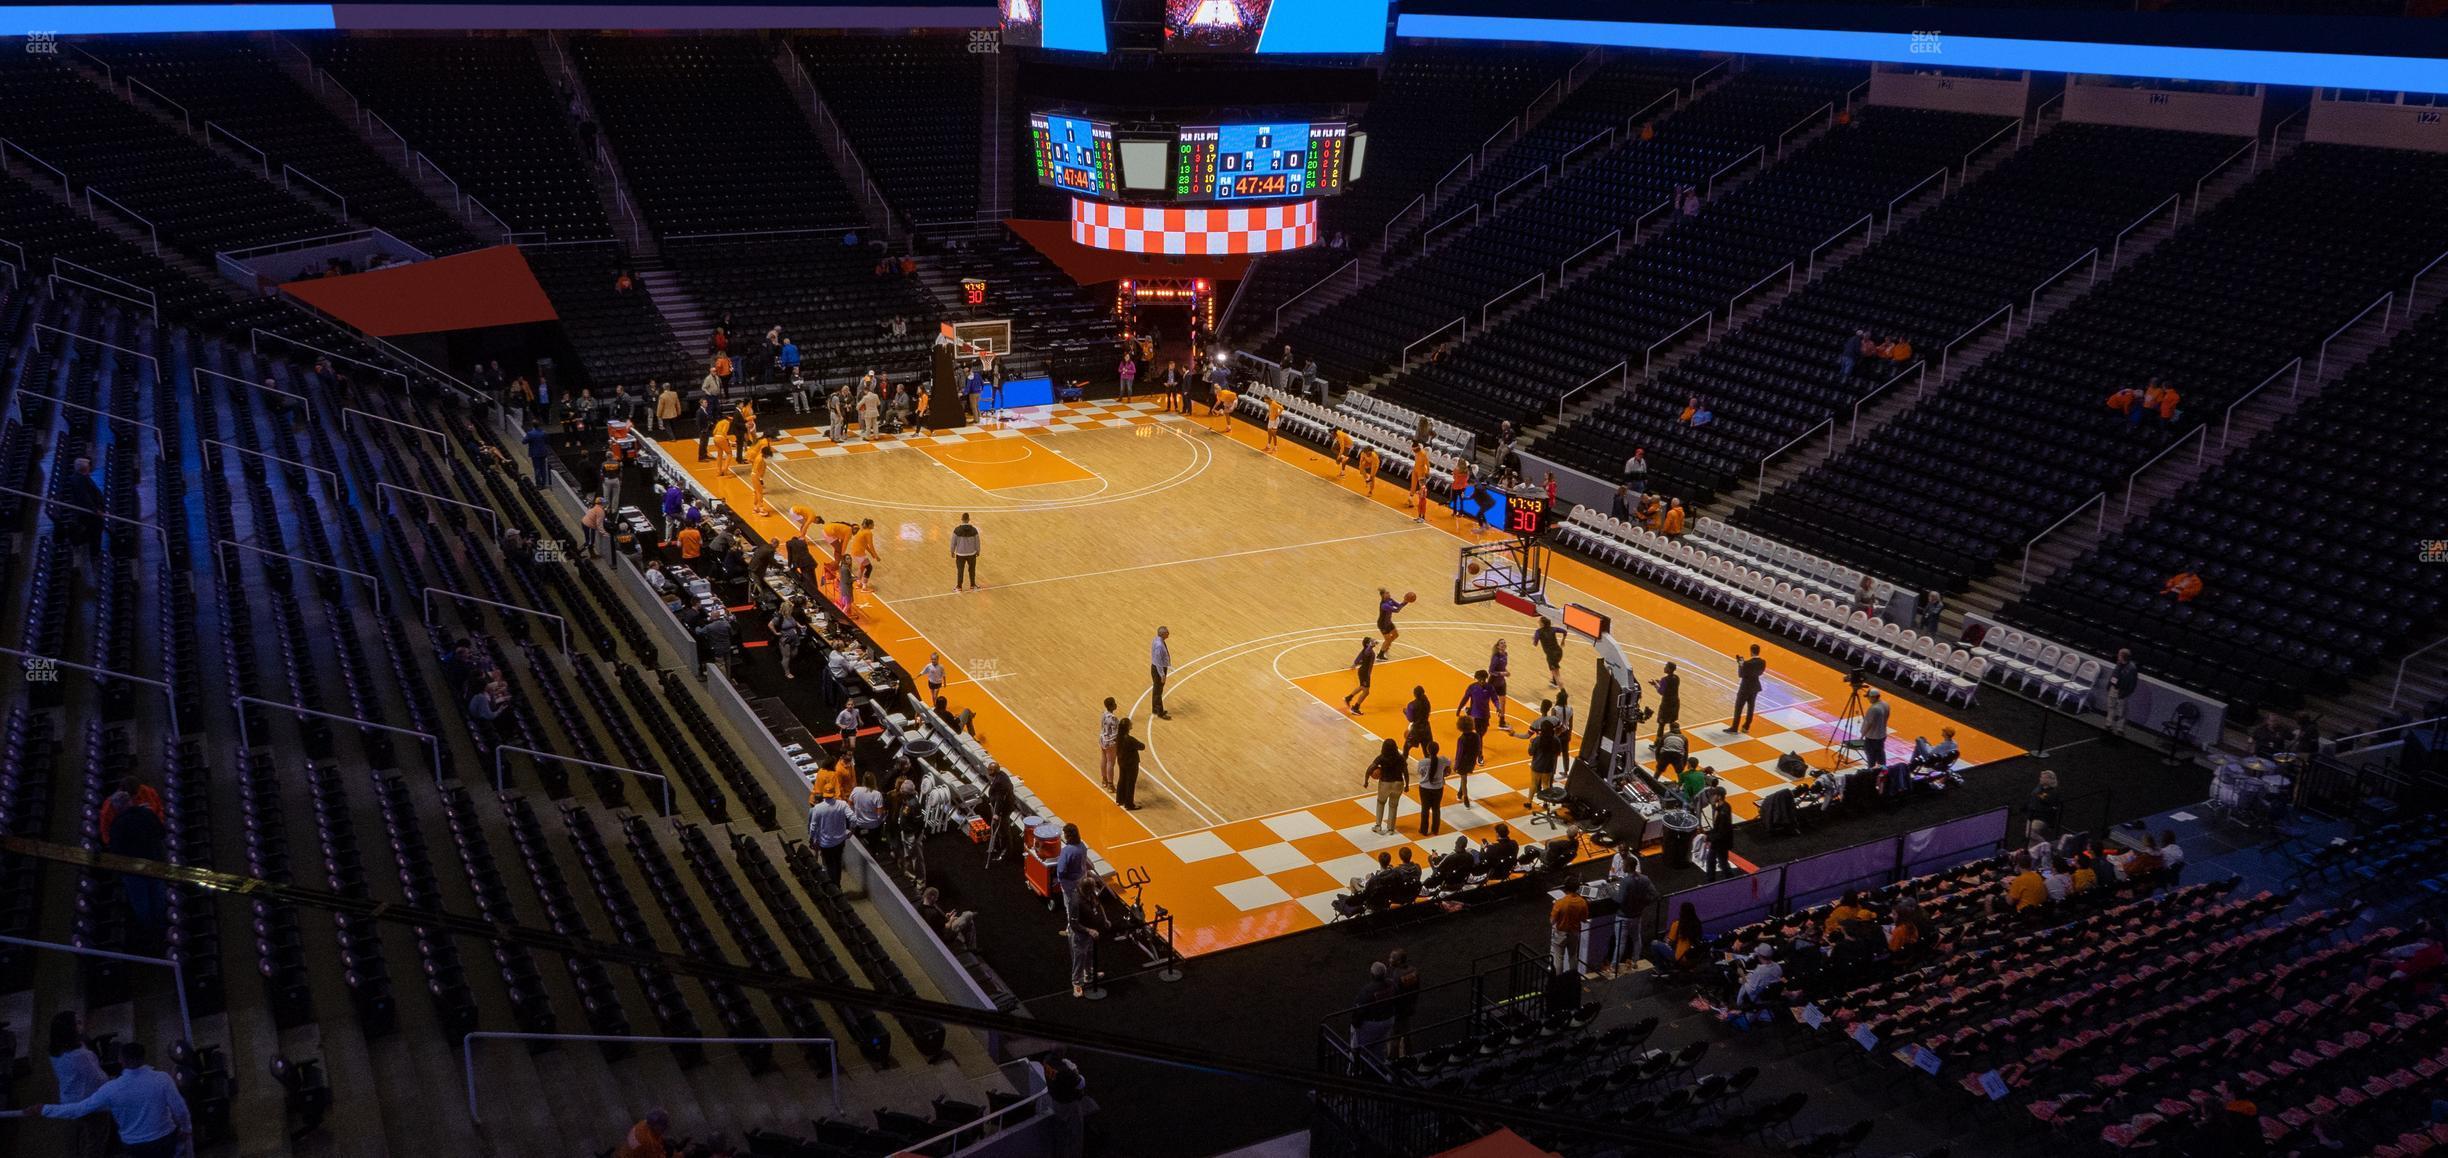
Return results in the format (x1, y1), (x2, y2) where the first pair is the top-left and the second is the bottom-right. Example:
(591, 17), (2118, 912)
(1733, 945), (1783, 1009)
(848, 781), (886, 836)
(1097, 697), (1121, 790)
(35, 1041), (191, 1158)
(1149, 627), (1173, 720)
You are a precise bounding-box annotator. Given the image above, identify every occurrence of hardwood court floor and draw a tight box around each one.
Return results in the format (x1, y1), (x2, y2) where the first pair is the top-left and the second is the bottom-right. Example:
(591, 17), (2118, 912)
(666, 402), (2019, 955)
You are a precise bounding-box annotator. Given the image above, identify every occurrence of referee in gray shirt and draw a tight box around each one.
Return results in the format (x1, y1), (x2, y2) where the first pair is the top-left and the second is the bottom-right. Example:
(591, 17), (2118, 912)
(1150, 626), (1173, 719)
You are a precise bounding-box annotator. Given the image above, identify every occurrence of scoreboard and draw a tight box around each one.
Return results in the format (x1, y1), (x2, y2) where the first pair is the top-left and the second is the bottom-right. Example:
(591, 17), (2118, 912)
(1177, 121), (1348, 202)
(1029, 113), (1116, 197)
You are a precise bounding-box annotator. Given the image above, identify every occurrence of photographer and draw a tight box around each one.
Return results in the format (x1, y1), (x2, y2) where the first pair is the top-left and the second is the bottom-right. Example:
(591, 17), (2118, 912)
(1651, 662), (1681, 745)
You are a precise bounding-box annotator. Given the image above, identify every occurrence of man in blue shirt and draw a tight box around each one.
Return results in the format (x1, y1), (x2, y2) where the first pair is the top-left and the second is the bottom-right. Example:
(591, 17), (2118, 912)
(1148, 627), (1173, 720)
(1053, 822), (1094, 925)
(808, 793), (853, 880)
(778, 337), (800, 380)
(35, 1041), (191, 1157)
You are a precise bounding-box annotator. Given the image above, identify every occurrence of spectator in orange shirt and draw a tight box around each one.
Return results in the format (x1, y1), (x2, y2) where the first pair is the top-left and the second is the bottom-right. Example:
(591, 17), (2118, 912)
(675, 524), (703, 560)
(2006, 853), (2049, 911)
(2106, 386), (2137, 418)
(616, 1109), (670, 1158)
(2154, 383), (2180, 423)
(1550, 888), (1590, 976)
(2161, 565), (2204, 602)
(1660, 498), (1687, 537)
(99, 778), (165, 847)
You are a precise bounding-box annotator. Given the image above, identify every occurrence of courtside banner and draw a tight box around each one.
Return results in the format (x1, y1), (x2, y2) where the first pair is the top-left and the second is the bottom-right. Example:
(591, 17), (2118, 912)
(1068, 197), (1318, 256)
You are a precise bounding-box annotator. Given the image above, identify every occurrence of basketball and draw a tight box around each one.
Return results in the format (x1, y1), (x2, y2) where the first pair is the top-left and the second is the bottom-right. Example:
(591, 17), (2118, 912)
(1466, 562), (1483, 577)
(1403, 591), (1417, 603)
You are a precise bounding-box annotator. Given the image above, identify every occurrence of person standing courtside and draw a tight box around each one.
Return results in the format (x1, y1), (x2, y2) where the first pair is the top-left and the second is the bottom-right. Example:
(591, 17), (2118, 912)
(1112, 718), (1145, 810)
(1858, 687), (1890, 768)
(2105, 648), (2139, 738)
(1097, 697), (1121, 790)
(1730, 644), (1767, 734)
(1652, 661), (1681, 746)
(1148, 627), (1173, 719)
(950, 513), (981, 591)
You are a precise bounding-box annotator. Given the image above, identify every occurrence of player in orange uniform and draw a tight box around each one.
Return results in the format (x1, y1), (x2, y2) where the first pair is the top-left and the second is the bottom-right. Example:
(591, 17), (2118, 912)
(1410, 468), (1430, 523)
(1331, 428), (1354, 478)
(747, 439), (774, 515)
(849, 517), (877, 590)
(1263, 396), (1284, 453)
(1356, 444), (1381, 496)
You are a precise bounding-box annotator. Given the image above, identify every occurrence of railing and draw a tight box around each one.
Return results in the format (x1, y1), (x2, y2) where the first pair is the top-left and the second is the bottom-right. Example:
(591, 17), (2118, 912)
(0, 238), (22, 267)
(1724, 261), (1793, 321)
(1431, 154), (1474, 205)
(2110, 193), (2180, 268)
(1705, 146), (1763, 198)
(204, 121), (269, 177)
(2316, 291), (2394, 380)
(1806, 214), (1872, 278)
(377, 481), (499, 532)
(0, 936), (191, 1045)
(1523, 79), (1562, 124)
(1560, 127), (1615, 172)
(1957, 119), (2020, 176)
(2023, 247), (2099, 332)
(216, 540), (380, 611)
(1479, 116), (1520, 162)
(52, 257), (157, 308)
(365, 110), (410, 166)
(341, 406), (443, 439)
(2390, 634), (2448, 710)
(1631, 196), (1673, 243)
(1626, 89), (1678, 134)
(465, 194), (514, 244)
(1401, 316), (1468, 369)
(1419, 204), (1479, 254)
(493, 746), (670, 815)
(463, 1033), (839, 1123)
(220, 229), (384, 261)
(2190, 137), (2258, 220)
(1757, 416), (1833, 489)
(1642, 312), (1713, 378)
(2220, 357), (2302, 448)
(1883, 167), (1947, 233)
(281, 164), (349, 219)
(2266, 107), (2302, 155)
(1492, 163), (1549, 210)
(1272, 257), (1358, 333)
(1850, 360), (1925, 443)
(422, 587), (571, 654)
(2120, 422), (2206, 517)
(1567, 46), (1604, 89)
(1776, 102), (1832, 159)
(48, 273), (158, 320)
(1481, 271), (1545, 327)
(82, 188), (157, 254)
(1, 138), (74, 199)
(1844, 77), (1871, 112)
(125, 76), (193, 134)
(2410, 247), (2448, 304)
(1557, 360), (1628, 423)
(193, 367), (311, 418)
(2032, 89), (2066, 124)
(1938, 303), (2013, 381)
(1558, 228), (1621, 280)
(1381, 193), (1425, 249)
(203, 440), (340, 499)
(411, 150), (460, 212)
(2021, 492), (2106, 589)
(1688, 57), (1730, 96)
(663, 224), (863, 243)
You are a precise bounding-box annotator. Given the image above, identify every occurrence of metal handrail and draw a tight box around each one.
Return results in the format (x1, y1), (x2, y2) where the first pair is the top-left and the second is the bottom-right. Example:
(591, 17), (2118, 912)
(236, 693), (445, 784)
(1431, 154), (1474, 203)
(466, 194), (514, 244)
(0, 237), (22, 267)
(1725, 261), (1794, 321)
(1688, 57), (1729, 95)
(461, 1032), (838, 1122)
(253, 329), (410, 389)
(1482, 271), (1545, 327)
(2021, 492), (2106, 589)
(1492, 163), (1549, 208)
(1938, 303), (2013, 380)
(216, 539), (382, 609)
(1625, 89), (1676, 134)
(2190, 137), (2258, 221)
(83, 188), (158, 254)
(17, 391), (164, 449)
(200, 439), (340, 497)
(280, 164), (349, 219)
(2032, 90), (2066, 124)
(1844, 78), (1871, 112)
(891, 1086), (1048, 1155)
(1957, 120), (2019, 176)
(1524, 79), (1562, 121)
(2121, 423), (2206, 517)
(1419, 204), (1480, 254)
(378, 481), (500, 532)
(1381, 193), (1425, 249)
(1273, 257), (1358, 333)
(0, 936), (190, 1045)
(493, 746), (670, 816)
(33, 321), (161, 380)
(2331, 712), (2448, 747)
(2220, 357), (2301, 448)
(126, 76), (193, 133)
(1807, 214), (1872, 277)
(663, 224), (862, 242)
(1560, 128), (1615, 172)
(2410, 247), (2448, 304)
(1559, 228), (1622, 280)
(2266, 107), (2302, 155)
(219, 228), (380, 261)
(422, 587), (571, 654)
(1642, 312), (1713, 377)
(193, 366), (311, 417)
(341, 406), (443, 438)
(1884, 168), (1947, 233)
(365, 110), (410, 165)
(204, 121), (269, 177)
(51, 257), (155, 305)
(1758, 416), (1834, 488)
(1401, 316), (1468, 369)
(2389, 635), (2448, 709)
(1480, 116), (1520, 162)
(2316, 291), (2394, 380)
(413, 151), (460, 211)
(2024, 247), (2100, 332)
(0, 138), (73, 199)
(1557, 360), (1628, 422)
(1631, 196), (1673, 243)
(2110, 194), (2180, 268)
(1850, 361), (1925, 442)
(1706, 146), (1763, 198)
(1776, 102), (1833, 159)
(48, 273), (157, 320)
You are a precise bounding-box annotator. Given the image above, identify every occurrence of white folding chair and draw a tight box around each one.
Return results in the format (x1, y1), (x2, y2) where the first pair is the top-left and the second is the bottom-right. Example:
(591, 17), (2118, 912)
(2067, 657), (2102, 710)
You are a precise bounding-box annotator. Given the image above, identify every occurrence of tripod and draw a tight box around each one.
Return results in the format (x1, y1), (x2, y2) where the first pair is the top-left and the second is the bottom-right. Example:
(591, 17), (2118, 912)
(1821, 679), (1868, 771)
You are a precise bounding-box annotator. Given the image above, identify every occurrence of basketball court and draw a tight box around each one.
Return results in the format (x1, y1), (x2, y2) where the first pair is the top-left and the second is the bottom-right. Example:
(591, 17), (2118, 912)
(663, 401), (2021, 955)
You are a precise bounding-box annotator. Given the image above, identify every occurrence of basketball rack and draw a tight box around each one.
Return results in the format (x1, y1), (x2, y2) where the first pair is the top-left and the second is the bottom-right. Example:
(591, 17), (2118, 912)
(1453, 534), (1547, 607)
